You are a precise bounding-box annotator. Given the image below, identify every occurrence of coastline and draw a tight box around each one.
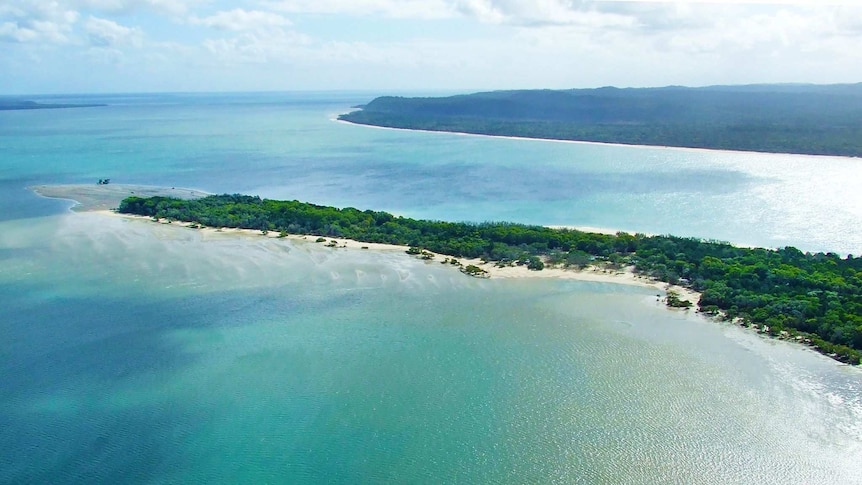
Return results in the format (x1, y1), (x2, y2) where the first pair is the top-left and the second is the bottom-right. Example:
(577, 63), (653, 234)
(31, 183), (700, 305)
(95, 208), (701, 307)
(546, 225), (650, 237)
(33, 183), (859, 366)
(334, 116), (858, 161)
(31, 184), (210, 212)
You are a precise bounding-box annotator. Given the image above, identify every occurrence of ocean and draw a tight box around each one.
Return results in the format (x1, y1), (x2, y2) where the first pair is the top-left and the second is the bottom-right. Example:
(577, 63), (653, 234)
(1, 92), (860, 483)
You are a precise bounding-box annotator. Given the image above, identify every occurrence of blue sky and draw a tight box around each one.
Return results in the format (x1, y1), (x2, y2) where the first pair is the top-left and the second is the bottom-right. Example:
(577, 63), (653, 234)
(2, 0), (861, 94)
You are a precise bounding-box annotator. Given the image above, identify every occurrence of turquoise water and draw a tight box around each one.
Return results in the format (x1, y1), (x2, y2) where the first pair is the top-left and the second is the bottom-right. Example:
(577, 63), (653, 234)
(1, 93), (861, 483)
(3, 93), (860, 253)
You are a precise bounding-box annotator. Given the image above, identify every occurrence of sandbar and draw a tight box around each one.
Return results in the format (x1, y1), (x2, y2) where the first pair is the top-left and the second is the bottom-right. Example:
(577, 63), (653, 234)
(31, 184), (209, 212)
(31, 183), (700, 306)
(97, 212), (701, 307)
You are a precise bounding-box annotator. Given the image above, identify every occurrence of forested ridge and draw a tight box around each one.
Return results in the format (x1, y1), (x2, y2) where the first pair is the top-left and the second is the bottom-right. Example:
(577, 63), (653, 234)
(338, 84), (862, 157)
(119, 194), (862, 365)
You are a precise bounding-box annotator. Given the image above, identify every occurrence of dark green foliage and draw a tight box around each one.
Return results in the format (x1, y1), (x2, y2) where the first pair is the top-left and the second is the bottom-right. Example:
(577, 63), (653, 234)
(461, 265), (489, 278)
(339, 84), (862, 157)
(666, 291), (693, 308)
(119, 194), (862, 365)
(525, 256), (544, 271)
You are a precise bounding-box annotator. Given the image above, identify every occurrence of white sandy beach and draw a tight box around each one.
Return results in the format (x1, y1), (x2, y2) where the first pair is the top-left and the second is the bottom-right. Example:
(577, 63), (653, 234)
(31, 184), (210, 211)
(96, 208), (702, 307)
(33, 183), (701, 306)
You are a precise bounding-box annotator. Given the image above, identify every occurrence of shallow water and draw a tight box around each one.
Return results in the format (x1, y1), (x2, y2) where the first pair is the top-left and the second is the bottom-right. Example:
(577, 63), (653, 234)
(2, 213), (860, 483)
(2, 92), (860, 253)
(1, 93), (861, 483)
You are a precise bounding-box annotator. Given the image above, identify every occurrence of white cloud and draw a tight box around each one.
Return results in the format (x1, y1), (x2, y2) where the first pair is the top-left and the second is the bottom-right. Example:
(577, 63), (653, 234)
(455, 0), (635, 28)
(473, 0), (862, 59)
(72, 0), (201, 16)
(263, 0), (457, 19)
(85, 16), (142, 47)
(305, 39), (459, 67)
(166, 1), (862, 88)
(0, 1), (79, 44)
(602, 0), (859, 4)
(201, 29), (312, 64)
(453, 0), (506, 23)
(191, 8), (308, 65)
(264, 0), (635, 25)
(190, 9), (292, 32)
(656, 5), (862, 55)
(4, 0), (862, 93)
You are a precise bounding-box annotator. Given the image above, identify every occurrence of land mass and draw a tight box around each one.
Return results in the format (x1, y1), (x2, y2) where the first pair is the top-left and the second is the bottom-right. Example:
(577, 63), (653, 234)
(339, 83), (862, 157)
(112, 192), (862, 365)
(0, 99), (105, 111)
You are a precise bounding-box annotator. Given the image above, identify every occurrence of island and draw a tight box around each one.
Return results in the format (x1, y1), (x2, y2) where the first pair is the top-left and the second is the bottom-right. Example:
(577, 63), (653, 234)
(116, 193), (862, 365)
(0, 99), (105, 110)
(338, 83), (862, 157)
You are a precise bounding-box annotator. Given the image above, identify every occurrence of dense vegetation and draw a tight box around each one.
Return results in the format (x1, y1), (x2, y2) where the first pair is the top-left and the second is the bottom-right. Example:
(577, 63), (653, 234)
(119, 194), (862, 365)
(339, 84), (862, 157)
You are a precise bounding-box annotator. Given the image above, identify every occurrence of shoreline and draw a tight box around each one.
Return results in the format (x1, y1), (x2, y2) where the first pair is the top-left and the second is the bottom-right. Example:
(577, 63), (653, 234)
(31, 183), (700, 305)
(334, 114), (855, 255)
(34, 183), (643, 240)
(108, 208), (856, 366)
(96, 208), (701, 307)
(33, 184), (859, 366)
(30, 184), (210, 212)
(334, 116), (859, 161)
(546, 225), (650, 237)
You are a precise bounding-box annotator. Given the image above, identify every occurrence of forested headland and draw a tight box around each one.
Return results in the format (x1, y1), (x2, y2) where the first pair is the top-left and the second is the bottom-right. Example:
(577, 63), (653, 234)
(119, 194), (862, 365)
(338, 84), (862, 157)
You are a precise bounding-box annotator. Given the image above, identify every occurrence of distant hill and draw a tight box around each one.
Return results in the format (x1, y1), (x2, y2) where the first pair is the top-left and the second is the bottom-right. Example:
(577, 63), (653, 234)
(0, 99), (105, 111)
(339, 84), (862, 157)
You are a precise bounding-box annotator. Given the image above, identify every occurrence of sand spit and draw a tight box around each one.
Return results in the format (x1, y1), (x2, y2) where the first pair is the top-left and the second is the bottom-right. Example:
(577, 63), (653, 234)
(31, 184), (210, 212)
(30, 183), (700, 306)
(95, 208), (701, 307)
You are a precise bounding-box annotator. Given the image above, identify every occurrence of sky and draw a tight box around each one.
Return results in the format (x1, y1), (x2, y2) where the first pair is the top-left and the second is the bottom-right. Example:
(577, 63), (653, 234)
(2, 0), (862, 94)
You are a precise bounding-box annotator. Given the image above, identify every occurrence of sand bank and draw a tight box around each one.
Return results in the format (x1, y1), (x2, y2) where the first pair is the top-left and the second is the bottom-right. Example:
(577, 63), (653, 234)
(96, 208), (701, 306)
(32, 183), (699, 305)
(31, 184), (209, 212)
